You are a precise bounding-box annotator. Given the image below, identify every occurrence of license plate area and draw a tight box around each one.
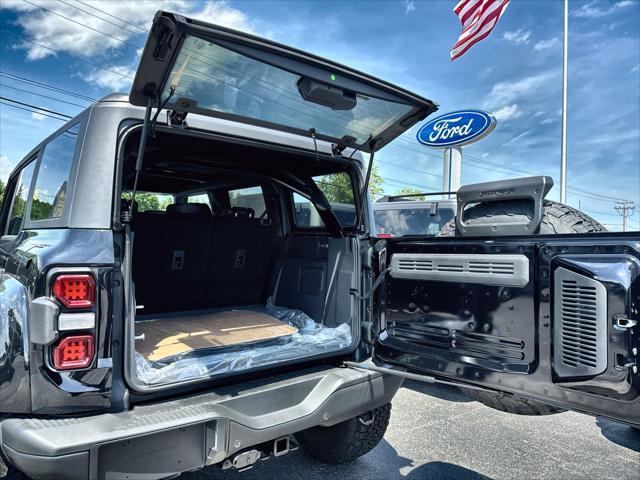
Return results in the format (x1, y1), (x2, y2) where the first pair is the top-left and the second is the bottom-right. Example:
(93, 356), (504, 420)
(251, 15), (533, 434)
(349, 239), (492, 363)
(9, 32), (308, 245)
(92, 422), (216, 480)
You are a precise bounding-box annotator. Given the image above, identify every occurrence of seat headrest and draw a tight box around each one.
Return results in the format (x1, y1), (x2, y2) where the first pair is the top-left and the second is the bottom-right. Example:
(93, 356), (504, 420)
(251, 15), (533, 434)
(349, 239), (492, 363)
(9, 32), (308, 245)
(167, 203), (212, 215)
(223, 206), (255, 219)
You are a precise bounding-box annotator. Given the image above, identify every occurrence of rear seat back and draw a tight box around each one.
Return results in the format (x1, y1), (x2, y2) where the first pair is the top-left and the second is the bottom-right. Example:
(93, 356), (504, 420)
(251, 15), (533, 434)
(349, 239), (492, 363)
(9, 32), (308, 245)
(205, 207), (277, 307)
(132, 203), (213, 313)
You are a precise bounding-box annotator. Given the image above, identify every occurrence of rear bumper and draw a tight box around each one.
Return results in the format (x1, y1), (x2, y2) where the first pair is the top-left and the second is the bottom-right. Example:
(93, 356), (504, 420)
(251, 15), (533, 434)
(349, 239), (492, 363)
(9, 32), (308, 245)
(1, 366), (402, 480)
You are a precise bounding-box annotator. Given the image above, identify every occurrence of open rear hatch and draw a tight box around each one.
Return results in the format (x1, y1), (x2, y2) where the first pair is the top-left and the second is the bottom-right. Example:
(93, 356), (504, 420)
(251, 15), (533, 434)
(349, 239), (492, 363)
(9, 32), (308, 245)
(130, 11), (437, 152)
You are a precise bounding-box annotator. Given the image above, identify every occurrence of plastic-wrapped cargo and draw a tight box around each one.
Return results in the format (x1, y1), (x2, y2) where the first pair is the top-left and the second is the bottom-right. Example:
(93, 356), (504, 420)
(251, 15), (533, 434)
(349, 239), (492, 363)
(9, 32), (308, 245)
(135, 299), (352, 385)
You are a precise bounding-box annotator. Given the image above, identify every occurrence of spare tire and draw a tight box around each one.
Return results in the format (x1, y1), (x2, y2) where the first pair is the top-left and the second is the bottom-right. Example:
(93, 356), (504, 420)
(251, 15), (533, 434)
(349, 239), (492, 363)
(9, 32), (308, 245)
(439, 199), (606, 415)
(438, 199), (607, 237)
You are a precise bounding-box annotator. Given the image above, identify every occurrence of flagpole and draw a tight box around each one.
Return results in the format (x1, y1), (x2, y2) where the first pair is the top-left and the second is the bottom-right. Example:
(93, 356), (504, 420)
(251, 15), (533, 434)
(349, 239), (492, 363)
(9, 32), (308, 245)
(560, 0), (568, 204)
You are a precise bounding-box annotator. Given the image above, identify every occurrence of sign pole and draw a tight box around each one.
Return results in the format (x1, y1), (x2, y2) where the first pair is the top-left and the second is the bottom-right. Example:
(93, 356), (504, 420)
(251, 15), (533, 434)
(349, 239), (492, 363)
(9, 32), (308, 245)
(442, 146), (462, 198)
(560, 0), (569, 204)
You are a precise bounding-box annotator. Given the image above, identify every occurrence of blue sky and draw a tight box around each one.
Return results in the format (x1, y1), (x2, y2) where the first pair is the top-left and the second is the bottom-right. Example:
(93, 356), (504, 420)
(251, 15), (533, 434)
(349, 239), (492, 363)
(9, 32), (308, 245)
(1, 0), (638, 230)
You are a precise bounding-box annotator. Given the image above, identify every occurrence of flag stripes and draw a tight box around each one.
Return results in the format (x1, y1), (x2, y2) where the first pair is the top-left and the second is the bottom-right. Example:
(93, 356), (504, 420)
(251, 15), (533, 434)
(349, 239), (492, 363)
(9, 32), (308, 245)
(451, 0), (510, 60)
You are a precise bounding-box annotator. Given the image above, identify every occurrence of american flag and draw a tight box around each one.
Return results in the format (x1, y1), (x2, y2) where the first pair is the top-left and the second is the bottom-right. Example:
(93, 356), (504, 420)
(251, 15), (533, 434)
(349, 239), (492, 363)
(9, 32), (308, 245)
(451, 0), (511, 60)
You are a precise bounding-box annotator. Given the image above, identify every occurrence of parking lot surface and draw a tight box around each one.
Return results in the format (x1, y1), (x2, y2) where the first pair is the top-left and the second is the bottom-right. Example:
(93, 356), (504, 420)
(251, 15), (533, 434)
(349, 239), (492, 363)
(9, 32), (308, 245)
(181, 380), (640, 480)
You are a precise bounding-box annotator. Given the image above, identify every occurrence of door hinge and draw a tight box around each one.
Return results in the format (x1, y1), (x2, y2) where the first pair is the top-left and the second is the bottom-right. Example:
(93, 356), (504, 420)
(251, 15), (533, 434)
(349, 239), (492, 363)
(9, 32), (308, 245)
(168, 110), (188, 128)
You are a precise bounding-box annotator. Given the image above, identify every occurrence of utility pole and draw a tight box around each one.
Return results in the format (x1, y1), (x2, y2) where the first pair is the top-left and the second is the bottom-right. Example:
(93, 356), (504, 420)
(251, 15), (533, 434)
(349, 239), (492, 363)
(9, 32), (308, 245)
(615, 201), (636, 232)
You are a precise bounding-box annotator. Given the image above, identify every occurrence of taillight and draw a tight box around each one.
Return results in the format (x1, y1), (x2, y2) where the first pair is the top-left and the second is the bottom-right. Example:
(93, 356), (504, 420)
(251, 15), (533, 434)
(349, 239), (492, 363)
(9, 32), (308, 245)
(52, 274), (95, 308)
(377, 233), (394, 238)
(52, 335), (94, 370)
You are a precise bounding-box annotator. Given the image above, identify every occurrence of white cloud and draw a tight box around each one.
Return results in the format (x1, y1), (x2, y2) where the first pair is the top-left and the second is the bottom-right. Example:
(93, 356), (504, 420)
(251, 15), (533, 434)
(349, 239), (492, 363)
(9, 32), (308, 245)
(404, 1), (416, 14)
(492, 104), (522, 121)
(502, 130), (532, 147)
(631, 64), (640, 74)
(534, 37), (561, 51)
(31, 110), (46, 121)
(81, 65), (136, 91)
(1, 155), (15, 182)
(1, 1), (253, 61)
(482, 70), (559, 110)
(503, 29), (531, 46)
(572, 0), (635, 18)
(540, 118), (556, 125)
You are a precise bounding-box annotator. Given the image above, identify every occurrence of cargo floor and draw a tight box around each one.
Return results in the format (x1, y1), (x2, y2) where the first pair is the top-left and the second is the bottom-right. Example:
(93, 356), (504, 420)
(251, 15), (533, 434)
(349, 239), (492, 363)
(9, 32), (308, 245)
(135, 308), (299, 361)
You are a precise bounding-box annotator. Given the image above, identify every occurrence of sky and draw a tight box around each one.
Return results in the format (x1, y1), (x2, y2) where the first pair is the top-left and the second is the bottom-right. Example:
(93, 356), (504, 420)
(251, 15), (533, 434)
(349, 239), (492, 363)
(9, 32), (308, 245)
(0, 0), (639, 231)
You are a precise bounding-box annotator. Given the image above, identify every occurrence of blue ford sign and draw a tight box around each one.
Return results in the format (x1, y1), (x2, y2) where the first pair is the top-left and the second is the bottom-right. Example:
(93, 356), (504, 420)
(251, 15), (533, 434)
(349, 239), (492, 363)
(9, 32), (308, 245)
(416, 109), (496, 148)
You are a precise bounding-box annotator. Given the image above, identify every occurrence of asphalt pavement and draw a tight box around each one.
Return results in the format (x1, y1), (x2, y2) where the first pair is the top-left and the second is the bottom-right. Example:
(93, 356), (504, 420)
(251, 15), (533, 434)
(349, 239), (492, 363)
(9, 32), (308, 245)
(180, 380), (640, 480)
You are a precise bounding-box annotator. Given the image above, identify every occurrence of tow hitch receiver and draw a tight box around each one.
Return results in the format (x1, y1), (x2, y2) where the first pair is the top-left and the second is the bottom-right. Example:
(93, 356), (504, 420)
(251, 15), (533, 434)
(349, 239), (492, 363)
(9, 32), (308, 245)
(221, 436), (298, 471)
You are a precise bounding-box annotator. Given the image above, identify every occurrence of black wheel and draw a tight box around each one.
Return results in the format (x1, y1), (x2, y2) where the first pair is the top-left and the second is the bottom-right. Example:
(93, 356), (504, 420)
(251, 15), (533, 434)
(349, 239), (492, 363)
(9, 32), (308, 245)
(464, 389), (565, 415)
(295, 403), (391, 464)
(438, 199), (606, 236)
(438, 199), (605, 415)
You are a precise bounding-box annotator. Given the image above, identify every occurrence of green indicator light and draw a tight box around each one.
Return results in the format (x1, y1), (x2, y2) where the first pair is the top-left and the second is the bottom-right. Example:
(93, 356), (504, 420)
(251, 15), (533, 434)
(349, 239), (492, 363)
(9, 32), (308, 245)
(330, 74), (336, 81)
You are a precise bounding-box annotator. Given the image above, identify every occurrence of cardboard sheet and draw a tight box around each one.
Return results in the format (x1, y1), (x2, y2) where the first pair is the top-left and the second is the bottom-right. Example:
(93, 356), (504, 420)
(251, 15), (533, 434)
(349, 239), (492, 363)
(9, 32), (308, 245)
(136, 310), (298, 361)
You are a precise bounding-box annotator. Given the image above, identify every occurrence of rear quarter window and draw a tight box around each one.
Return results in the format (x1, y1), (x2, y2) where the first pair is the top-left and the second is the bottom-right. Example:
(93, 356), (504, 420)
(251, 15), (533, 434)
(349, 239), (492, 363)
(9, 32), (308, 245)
(3, 158), (37, 235)
(30, 123), (80, 221)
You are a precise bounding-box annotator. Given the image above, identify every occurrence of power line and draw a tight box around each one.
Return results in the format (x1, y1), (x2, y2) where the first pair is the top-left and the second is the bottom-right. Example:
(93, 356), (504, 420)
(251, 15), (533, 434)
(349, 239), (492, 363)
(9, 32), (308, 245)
(615, 201), (636, 232)
(0, 83), (90, 108)
(0, 71), (98, 102)
(21, 0), (137, 47)
(0, 96), (73, 119)
(56, 0), (143, 37)
(75, 0), (147, 32)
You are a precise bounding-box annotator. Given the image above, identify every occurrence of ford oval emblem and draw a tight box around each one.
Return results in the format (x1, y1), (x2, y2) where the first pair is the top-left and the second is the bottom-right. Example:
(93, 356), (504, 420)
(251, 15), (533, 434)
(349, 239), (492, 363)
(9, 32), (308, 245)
(416, 109), (496, 148)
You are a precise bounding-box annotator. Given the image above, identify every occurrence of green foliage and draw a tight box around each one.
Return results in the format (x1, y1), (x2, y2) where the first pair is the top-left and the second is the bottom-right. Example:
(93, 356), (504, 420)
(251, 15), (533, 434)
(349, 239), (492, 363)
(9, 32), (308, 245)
(121, 191), (173, 212)
(315, 165), (384, 203)
(394, 187), (426, 200)
(0, 179), (5, 207)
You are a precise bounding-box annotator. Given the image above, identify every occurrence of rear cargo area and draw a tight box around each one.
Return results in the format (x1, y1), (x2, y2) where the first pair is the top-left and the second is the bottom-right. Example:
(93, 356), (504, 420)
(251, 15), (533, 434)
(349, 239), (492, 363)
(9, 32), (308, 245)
(121, 127), (360, 387)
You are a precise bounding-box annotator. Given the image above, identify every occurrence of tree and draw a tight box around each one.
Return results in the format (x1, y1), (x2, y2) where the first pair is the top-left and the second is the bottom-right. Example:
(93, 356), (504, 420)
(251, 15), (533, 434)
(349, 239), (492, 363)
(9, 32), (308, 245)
(394, 187), (426, 200)
(0, 179), (5, 207)
(316, 164), (384, 203)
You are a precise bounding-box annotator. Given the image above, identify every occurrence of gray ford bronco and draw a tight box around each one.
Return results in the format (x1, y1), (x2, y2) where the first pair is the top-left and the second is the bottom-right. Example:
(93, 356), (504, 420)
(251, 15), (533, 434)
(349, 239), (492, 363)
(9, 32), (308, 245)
(0, 11), (638, 480)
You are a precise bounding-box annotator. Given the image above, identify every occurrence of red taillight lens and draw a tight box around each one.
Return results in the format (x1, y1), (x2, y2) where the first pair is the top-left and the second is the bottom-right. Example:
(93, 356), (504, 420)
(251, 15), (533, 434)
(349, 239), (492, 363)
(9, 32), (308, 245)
(377, 233), (394, 238)
(52, 335), (94, 370)
(52, 274), (95, 308)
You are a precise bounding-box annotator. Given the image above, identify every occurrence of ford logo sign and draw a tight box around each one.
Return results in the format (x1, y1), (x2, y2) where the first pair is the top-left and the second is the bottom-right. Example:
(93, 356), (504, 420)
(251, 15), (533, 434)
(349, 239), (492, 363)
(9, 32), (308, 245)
(416, 109), (496, 148)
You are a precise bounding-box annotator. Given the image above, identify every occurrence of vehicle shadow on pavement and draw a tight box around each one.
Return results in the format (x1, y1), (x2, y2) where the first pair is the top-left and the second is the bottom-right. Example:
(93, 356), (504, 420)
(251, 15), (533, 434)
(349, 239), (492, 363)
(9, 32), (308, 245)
(179, 439), (491, 480)
(595, 417), (640, 452)
(401, 379), (474, 403)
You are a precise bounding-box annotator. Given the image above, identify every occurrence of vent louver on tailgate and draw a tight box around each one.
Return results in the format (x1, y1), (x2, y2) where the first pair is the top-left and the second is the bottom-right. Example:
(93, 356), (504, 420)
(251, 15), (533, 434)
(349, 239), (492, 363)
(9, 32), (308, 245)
(553, 267), (607, 378)
(390, 254), (529, 287)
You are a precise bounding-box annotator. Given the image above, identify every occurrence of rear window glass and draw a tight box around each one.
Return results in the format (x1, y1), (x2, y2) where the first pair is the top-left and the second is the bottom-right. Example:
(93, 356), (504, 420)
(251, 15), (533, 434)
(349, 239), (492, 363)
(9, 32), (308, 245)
(186, 193), (211, 208)
(30, 123), (80, 221)
(4, 159), (37, 235)
(374, 205), (455, 237)
(294, 173), (357, 228)
(229, 186), (266, 217)
(121, 192), (174, 212)
(162, 35), (414, 146)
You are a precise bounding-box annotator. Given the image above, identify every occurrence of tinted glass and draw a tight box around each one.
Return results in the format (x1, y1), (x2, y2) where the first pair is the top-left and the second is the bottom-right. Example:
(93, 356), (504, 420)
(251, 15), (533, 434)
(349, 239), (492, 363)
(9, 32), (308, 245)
(229, 186), (266, 217)
(162, 35), (414, 146)
(294, 173), (357, 228)
(121, 191), (173, 212)
(30, 123), (80, 221)
(5, 160), (36, 235)
(374, 205), (455, 237)
(186, 193), (211, 208)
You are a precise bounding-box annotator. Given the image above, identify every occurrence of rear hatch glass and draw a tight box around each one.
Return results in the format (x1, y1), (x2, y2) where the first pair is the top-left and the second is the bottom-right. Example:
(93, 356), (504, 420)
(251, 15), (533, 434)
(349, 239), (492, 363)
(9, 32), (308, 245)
(130, 11), (437, 152)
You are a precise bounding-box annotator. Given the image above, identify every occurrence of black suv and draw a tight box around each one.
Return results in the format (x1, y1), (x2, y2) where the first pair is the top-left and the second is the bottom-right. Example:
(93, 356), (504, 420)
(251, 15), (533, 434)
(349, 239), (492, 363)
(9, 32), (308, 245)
(0, 11), (638, 480)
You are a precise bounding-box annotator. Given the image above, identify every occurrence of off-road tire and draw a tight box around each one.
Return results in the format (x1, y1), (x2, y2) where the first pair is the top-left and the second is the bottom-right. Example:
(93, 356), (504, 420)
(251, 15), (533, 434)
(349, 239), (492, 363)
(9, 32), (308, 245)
(437, 200), (606, 236)
(464, 389), (565, 415)
(295, 403), (391, 464)
(439, 199), (605, 415)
